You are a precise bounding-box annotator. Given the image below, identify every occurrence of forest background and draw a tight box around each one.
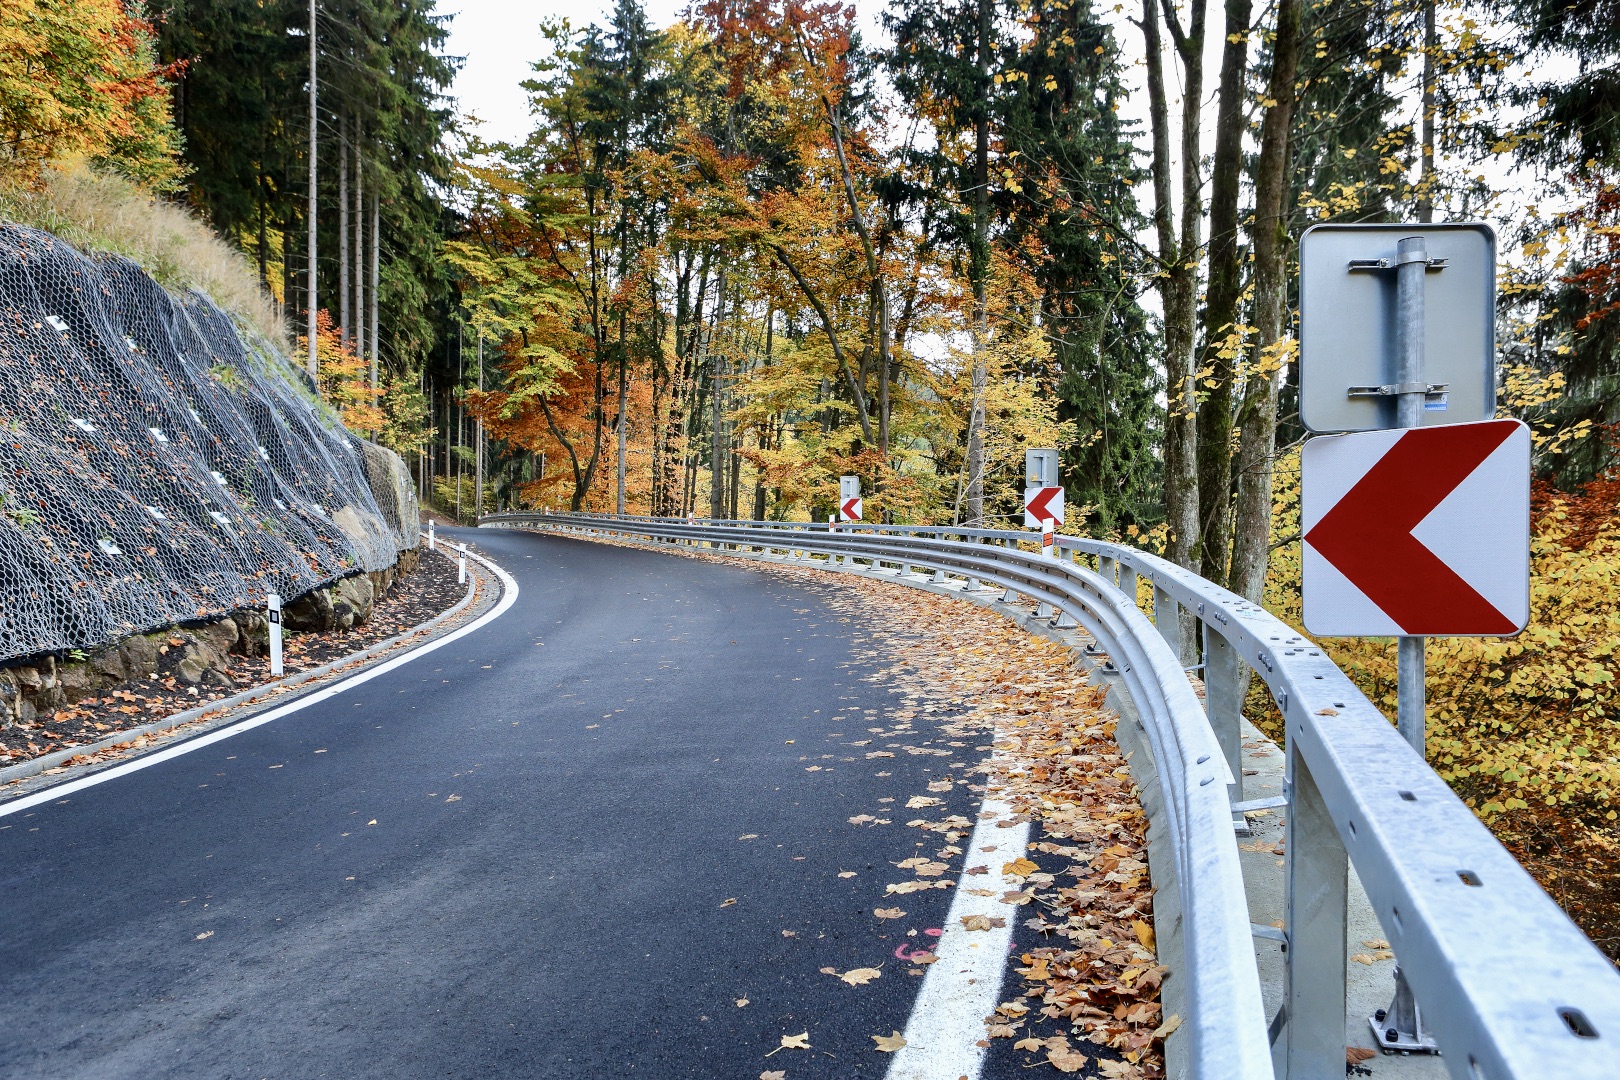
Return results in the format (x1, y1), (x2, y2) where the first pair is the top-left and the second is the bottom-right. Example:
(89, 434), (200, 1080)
(2, 0), (1620, 956)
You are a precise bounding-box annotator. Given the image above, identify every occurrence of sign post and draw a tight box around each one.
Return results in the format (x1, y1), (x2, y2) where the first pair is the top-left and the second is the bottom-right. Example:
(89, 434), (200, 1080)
(839, 475), (862, 524)
(1023, 449), (1063, 528)
(1299, 222), (1513, 1058)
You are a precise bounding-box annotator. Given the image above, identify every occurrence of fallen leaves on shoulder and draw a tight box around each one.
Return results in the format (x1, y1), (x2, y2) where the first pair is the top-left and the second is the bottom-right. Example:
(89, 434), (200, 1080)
(871, 1031), (907, 1052)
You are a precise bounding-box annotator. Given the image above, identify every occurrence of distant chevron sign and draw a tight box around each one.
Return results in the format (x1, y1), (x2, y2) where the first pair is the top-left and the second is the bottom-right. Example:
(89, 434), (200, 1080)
(1023, 486), (1064, 528)
(1302, 419), (1529, 637)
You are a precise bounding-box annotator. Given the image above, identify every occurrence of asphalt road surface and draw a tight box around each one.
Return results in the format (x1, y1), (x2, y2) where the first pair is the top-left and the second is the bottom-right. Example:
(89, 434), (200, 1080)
(0, 527), (1023, 1079)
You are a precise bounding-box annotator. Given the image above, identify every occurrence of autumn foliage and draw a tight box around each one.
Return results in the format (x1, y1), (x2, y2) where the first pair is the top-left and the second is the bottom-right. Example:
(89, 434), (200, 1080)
(0, 0), (184, 190)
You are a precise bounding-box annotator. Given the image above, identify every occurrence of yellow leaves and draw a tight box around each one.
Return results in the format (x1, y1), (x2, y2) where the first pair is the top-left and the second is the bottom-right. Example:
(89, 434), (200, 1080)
(1131, 919), (1156, 952)
(1351, 950), (1394, 964)
(1154, 1014), (1182, 1039)
(871, 1031), (907, 1052)
(1002, 856), (1039, 878)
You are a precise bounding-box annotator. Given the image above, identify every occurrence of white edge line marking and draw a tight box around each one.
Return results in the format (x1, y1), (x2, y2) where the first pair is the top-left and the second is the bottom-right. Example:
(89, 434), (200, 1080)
(885, 788), (1032, 1080)
(0, 545), (520, 819)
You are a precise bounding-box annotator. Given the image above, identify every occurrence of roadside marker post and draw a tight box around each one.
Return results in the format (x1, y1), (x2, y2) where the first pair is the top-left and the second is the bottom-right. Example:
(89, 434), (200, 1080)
(428, 519), (435, 550)
(267, 592), (283, 676)
(1022, 448), (1063, 529)
(1297, 223), (1512, 1061)
(839, 475), (862, 524)
(457, 543), (467, 585)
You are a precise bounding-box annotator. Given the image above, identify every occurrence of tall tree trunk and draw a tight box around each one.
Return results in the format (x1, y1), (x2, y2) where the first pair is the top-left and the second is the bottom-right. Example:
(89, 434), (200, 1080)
(963, 0), (992, 526)
(1417, 0), (1436, 222)
(305, 0), (317, 381)
(1195, 0), (1253, 582)
(710, 268), (727, 518)
(339, 112), (350, 350)
(1230, 0), (1301, 603)
(617, 315), (628, 515)
(369, 185), (380, 399)
(353, 137), (364, 368)
(1142, 0), (1207, 572)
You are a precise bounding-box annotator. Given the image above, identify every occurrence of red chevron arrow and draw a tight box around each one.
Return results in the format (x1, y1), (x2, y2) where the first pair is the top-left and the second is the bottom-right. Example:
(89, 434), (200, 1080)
(1304, 420), (1518, 635)
(841, 496), (862, 521)
(1025, 486), (1063, 526)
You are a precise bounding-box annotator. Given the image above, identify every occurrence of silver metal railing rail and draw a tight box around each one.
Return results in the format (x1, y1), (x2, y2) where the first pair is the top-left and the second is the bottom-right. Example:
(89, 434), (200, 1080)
(481, 511), (1620, 1079)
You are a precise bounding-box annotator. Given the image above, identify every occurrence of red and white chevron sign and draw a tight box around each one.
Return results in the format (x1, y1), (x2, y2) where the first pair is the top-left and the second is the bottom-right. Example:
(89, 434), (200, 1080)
(841, 496), (862, 522)
(1302, 418), (1529, 637)
(1023, 485), (1064, 528)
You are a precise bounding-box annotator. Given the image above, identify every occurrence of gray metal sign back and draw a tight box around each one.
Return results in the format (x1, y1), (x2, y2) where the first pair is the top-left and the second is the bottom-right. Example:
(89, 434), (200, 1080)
(1299, 223), (1496, 433)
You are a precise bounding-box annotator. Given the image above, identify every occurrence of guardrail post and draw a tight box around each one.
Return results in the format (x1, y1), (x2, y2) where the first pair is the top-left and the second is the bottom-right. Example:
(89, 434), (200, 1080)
(1119, 563), (1138, 608)
(1279, 743), (1349, 1079)
(1153, 584), (1180, 657)
(1202, 624), (1244, 828)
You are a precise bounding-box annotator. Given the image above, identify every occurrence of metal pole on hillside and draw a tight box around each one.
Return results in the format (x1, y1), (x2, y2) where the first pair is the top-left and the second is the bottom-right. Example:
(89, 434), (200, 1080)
(306, 0), (318, 382)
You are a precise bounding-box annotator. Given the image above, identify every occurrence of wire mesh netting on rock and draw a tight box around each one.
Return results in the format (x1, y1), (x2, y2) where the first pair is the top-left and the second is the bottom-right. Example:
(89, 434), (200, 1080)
(0, 223), (418, 665)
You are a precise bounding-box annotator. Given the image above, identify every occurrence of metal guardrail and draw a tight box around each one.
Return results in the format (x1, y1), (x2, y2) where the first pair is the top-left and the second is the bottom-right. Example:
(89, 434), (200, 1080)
(482, 511), (1620, 1079)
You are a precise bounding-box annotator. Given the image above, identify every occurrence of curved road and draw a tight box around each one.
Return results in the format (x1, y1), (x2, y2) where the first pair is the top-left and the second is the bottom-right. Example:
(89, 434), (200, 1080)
(0, 527), (1022, 1079)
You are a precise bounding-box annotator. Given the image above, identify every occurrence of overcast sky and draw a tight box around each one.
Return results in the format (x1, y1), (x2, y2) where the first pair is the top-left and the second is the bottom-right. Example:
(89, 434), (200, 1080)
(443, 0), (888, 146)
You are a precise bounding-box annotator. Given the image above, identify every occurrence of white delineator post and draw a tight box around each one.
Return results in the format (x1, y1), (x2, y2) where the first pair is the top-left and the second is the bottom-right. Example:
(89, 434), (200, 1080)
(267, 592), (284, 676)
(1042, 517), (1056, 557)
(428, 518), (435, 551)
(457, 543), (467, 585)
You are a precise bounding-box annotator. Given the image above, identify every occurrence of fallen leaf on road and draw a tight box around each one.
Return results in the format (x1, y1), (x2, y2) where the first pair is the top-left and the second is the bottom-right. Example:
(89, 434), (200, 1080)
(874, 907), (906, 919)
(736, 998), (749, 1007)
(1362, 938), (1389, 949)
(905, 796), (942, 808)
(719, 898), (738, 908)
(194, 930), (213, 941)
(1154, 1014), (1182, 1038)
(837, 967), (881, 986)
(1347, 1047), (1376, 1064)
(838, 871), (857, 878)
(965, 864), (989, 875)
(1350, 950), (1393, 964)
(739, 834), (759, 840)
(1014, 1037), (1044, 1052)
(1049, 1046), (1089, 1072)
(444, 794), (460, 803)
(847, 815), (875, 825)
(760, 1072), (785, 1080)
(1002, 856), (1038, 877)
(961, 914), (993, 930)
(871, 1031), (907, 1052)
(366, 819), (378, 826)
(766, 1032), (810, 1056)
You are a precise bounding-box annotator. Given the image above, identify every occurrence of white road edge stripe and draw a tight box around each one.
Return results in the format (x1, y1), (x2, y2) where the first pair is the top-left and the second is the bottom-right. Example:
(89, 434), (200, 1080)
(885, 788), (1032, 1080)
(0, 544), (519, 819)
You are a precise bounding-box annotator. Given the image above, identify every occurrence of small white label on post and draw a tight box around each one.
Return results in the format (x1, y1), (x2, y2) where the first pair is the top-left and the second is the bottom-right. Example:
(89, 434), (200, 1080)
(267, 592), (283, 676)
